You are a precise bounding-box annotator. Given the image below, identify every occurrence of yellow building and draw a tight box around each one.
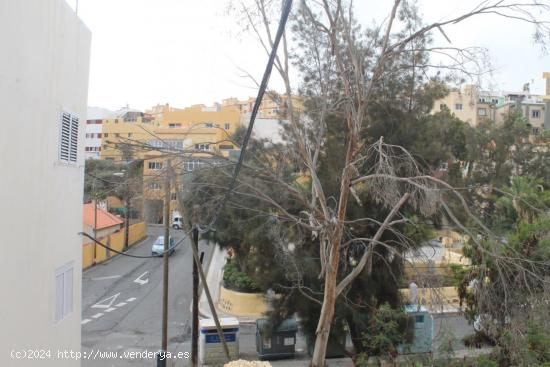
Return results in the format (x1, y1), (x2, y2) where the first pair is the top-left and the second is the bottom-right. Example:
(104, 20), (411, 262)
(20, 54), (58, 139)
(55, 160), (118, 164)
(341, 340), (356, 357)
(100, 103), (242, 223)
(432, 83), (547, 137)
(222, 92), (302, 123)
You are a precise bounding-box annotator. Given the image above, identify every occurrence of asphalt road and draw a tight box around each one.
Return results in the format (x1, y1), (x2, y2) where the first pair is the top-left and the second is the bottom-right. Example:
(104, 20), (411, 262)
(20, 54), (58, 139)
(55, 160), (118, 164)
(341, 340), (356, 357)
(81, 225), (215, 367)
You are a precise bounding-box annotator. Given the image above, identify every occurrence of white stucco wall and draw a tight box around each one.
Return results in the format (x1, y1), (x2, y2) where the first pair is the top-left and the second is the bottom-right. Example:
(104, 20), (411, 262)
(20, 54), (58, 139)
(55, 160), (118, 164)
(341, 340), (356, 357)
(0, 0), (91, 366)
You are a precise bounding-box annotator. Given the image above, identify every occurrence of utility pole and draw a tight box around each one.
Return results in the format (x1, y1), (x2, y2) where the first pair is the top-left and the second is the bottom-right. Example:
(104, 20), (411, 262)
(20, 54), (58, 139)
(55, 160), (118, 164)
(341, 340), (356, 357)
(159, 159), (171, 367)
(123, 162), (132, 251)
(191, 207), (200, 367)
(170, 166), (231, 362)
(92, 178), (97, 265)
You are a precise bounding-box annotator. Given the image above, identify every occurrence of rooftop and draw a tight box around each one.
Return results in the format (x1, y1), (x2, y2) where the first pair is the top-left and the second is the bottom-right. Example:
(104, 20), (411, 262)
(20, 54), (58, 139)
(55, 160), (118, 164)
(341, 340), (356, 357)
(83, 203), (124, 229)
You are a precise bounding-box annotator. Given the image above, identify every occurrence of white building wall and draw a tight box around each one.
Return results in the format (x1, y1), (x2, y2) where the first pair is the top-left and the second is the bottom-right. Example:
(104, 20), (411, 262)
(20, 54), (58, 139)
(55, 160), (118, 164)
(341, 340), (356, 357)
(85, 121), (103, 159)
(0, 0), (91, 366)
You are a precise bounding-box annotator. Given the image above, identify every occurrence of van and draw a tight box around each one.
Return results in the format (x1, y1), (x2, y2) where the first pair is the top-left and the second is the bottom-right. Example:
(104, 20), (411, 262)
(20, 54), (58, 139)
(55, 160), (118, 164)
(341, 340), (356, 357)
(172, 211), (183, 229)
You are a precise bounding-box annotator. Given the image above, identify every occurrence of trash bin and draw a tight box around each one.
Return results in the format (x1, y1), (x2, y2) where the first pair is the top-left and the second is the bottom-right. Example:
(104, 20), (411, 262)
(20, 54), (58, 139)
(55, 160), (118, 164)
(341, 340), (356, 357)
(401, 305), (432, 354)
(255, 318), (298, 360)
(306, 333), (347, 358)
(199, 317), (239, 365)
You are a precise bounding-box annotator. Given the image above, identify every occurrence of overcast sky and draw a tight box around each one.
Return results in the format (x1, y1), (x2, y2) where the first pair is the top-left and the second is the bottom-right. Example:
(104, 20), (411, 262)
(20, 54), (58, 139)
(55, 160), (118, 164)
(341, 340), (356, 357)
(70, 0), (549, 111)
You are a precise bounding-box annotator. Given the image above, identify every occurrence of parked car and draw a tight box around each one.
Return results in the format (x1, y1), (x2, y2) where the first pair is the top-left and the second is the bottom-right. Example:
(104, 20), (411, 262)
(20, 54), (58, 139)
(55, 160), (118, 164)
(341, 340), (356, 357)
(151, 236), (176, 256)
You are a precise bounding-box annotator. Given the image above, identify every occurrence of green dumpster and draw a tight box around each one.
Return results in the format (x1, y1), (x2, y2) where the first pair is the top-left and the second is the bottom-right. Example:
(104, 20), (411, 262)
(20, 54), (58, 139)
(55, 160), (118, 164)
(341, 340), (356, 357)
(306, 333), (347, 358)
(255, 318), (298, 360)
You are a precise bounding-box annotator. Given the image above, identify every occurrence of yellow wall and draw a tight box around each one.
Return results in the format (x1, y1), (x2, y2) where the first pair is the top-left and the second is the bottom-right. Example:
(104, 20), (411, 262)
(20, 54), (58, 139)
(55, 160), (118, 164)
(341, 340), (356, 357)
(218, 286), (268, 317)
(82, 221), (147, 269)
(431, 85), (479, 126)
(400, 286), (460, 308)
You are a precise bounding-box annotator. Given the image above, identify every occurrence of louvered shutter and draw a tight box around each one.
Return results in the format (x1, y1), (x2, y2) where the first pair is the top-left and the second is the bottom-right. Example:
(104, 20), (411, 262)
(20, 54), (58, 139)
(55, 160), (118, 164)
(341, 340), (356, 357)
(60, 112), (71, 161)
(59, 112), (79, 163)
(69, 115), (79, 162)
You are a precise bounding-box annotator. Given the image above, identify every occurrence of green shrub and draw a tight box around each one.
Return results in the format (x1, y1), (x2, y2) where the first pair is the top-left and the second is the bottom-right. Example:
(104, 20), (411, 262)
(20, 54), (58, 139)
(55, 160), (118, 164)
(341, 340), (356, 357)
(223, 261), (261, 293)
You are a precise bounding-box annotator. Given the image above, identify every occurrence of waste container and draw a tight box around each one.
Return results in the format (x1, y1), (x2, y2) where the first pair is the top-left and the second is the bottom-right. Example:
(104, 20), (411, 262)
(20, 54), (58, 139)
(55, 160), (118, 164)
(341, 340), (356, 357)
(199, 317), (239, 365)
(306, 333), (347, 358)
(401, 305), (433, 354)
(256, 318), (298, 360)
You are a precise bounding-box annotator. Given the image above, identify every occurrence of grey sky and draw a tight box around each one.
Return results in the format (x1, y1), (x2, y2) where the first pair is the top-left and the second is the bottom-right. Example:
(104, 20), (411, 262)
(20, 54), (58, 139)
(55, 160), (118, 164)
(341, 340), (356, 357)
(70, 0), (549, 111)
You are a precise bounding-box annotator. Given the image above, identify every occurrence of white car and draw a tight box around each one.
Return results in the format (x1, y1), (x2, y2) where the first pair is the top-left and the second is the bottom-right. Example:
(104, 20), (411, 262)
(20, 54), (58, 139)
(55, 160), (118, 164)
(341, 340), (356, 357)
(151, 236), (176, 256)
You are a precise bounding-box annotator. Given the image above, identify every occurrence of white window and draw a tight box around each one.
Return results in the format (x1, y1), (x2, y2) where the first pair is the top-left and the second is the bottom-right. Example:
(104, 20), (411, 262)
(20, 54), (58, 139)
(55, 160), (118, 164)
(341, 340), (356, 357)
(477, 108), (487, 116)
(532, 127), (541, 135)
(168, 123), (181, 128)
(492, 99), (499, 104)
(148, 162), (163, 170)
(59, 111), (79, 163)
(195, 143), (210, 151)
(55, 262), (74, 323)
(455, 103), (463, 111)
(439, 103), (447, 110)
(224, 123), (230, 130)
(532, 110), (540, 118)
(149, 182), (161, 190)
(205, 123), (214, 128)
(183, 160), (205, 172)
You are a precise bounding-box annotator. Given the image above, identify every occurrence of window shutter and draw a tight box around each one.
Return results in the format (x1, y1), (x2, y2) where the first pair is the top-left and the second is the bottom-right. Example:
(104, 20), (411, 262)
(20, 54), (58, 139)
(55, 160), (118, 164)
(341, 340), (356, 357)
(55, 273), (64, 322)
(60, 112), (71, 161)
(60, 112), (79, 163)
(63, 267), (73, 315)
(69, 115), (79, 162)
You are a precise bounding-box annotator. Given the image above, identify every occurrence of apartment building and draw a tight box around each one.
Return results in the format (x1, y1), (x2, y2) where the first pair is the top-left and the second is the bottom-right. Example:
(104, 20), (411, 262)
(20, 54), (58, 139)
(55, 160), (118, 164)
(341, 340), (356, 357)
(222, 92), (302, 123)
(100, 103), (241, 223)
(0, 1), (91, 366)
(432, 78), (548, 138)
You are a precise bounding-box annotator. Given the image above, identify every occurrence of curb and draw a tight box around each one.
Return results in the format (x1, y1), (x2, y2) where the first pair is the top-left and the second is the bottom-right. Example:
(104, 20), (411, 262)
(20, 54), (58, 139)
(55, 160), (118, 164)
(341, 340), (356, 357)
(198, 243), (223, 319)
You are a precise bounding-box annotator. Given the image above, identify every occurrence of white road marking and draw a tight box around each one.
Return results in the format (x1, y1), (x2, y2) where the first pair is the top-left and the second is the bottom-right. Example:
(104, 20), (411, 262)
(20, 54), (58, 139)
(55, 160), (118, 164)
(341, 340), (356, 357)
(91, 275), (121, 281)
(115, 302), (127, 307)
(126, 297), (137, 302)
(104, 307), (116, 313)
(81, 319), (92, 325)
(133, 271), (149, 285)
(92, 293), (120, 309)
(91, 313), (104, 319)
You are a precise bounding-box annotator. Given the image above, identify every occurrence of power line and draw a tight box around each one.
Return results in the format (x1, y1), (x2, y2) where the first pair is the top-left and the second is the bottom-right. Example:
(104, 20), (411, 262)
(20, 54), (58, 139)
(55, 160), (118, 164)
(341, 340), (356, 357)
(200, 0), (293, 233)
(79, 230), (191, 259)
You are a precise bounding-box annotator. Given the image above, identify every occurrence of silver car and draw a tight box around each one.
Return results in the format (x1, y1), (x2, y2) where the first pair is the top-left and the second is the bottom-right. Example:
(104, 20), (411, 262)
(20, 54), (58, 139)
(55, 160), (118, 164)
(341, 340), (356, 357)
(151, 236), (176, 256)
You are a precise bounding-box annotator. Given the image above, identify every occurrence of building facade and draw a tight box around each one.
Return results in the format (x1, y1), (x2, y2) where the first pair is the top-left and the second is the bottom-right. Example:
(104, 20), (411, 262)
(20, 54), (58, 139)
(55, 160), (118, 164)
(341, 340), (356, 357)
(84, 119), (103, 159)
(0, 0), (91, 366)
(432, 81), (548, 137)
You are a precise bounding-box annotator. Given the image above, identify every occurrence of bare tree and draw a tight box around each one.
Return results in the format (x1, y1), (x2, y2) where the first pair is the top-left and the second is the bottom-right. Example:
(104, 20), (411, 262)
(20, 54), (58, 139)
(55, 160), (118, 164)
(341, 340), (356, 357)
(223, 1), (550, 365)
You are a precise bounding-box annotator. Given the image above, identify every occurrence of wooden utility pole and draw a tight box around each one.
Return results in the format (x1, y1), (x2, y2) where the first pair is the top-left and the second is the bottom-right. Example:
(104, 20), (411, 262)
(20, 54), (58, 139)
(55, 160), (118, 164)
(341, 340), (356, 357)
(159, 159), (171, 367)
(191, 207), (200, 366)
(169, 166), (231, 362)
(93, 179), (97, 265)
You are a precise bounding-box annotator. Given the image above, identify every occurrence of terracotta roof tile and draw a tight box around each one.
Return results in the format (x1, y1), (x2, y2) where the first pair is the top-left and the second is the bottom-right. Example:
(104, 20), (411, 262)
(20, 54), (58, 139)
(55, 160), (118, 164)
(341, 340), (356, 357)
(83, 203), (124, 229)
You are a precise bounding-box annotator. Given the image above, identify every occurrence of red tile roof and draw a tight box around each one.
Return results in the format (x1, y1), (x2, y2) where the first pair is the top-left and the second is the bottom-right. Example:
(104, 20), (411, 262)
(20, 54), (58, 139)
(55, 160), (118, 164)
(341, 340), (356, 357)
(83, 203), (124, 230)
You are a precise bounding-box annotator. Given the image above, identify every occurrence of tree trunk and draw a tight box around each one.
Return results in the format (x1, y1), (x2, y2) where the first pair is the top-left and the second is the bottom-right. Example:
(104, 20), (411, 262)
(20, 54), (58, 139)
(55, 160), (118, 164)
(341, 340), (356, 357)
(311, 266), (337, 367)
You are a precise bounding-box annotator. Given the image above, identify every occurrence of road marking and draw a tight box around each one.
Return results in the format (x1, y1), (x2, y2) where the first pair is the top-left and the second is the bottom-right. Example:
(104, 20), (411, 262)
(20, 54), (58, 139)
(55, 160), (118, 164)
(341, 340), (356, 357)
(104, 307), (116, 313)
(126, 297), (137, 302)
(92, 293), (120, 309)
(91, 275), (121, 281)
(133, 271), (149, 285)
(115, 302), (127, 307)
(81, 319), (92, 325)
(91, 313), (104, 319)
